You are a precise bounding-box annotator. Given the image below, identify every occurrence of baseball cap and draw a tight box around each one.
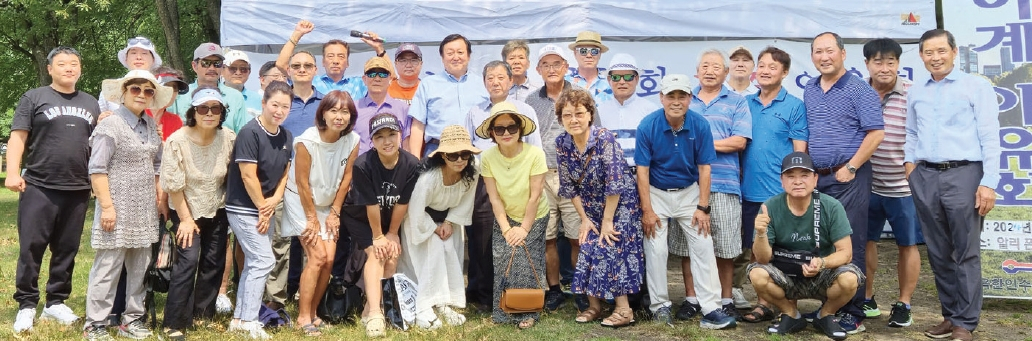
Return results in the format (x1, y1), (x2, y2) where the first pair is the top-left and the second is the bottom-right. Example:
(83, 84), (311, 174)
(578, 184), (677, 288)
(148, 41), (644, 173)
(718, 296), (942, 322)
(659, 74), (693, 95)
(364, 56), (392, 73)
(538, 44), (566, 61)
(781, 152), (816, 174)
(193, 42), (224, 60)
(155, 72), (189, 95)
(607, 53), (639, 73)
(729, 45), (753, 61)
(117, 36), (163, 70)
(224, 50), (250, 65)
(369, 113), (402, 136)
(395, 43), (423, 60)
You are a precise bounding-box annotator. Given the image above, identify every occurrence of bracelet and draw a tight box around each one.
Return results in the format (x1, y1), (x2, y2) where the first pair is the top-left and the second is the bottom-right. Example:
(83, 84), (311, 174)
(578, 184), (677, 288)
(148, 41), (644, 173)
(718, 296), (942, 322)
(818, 257), (826, 270)
(288, 38), (299, 46)
(373, 235), (386, 241)
(330, 207), (339, 216)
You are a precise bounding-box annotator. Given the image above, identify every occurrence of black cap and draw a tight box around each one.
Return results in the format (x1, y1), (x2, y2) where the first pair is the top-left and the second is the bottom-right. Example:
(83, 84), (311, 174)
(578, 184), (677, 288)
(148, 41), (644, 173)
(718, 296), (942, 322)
(781, 152), (815, 174)
(369, 113), (401, 136)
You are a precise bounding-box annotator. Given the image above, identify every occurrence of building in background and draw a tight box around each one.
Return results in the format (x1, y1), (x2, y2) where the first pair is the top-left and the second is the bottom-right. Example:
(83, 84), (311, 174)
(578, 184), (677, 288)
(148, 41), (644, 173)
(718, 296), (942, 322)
(1001, 46), (1015, 73)
(959, 44), (979, 74)
(984, 64), (1002, 78)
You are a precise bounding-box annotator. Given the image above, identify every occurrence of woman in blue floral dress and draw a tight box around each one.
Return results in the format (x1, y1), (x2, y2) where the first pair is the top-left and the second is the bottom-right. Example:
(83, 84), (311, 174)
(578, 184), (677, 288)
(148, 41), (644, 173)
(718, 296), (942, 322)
(555, 89), (643, 328)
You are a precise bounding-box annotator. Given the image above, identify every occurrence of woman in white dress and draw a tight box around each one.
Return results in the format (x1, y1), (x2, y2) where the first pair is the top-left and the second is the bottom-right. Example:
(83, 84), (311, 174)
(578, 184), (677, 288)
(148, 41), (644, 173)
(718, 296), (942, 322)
(399, 125), (481, 329)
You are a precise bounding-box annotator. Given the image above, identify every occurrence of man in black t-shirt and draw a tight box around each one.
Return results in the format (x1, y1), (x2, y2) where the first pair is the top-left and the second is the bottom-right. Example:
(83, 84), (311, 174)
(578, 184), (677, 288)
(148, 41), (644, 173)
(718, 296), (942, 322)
(6, 47), (100, 333)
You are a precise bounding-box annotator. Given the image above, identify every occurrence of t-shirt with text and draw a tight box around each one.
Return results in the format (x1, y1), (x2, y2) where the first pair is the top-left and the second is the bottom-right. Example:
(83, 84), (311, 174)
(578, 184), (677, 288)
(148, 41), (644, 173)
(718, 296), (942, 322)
(342, 149), (420, 231)
(764, 192), (852, 257)
(12, 86), (99, 191)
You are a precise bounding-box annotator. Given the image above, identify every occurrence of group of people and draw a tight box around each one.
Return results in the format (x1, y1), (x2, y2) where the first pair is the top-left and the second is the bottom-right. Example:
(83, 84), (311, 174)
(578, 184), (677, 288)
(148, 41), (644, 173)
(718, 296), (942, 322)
(5, 22), (998, 341)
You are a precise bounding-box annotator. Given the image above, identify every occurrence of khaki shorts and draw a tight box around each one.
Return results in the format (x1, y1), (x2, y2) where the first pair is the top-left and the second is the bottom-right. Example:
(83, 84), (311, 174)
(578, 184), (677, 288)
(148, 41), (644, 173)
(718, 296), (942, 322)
(544, 169), (581, 240)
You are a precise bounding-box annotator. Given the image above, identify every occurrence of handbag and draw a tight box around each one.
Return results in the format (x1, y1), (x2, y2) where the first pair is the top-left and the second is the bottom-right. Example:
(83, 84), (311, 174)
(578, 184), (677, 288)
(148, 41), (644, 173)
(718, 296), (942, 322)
(149, 218), (175, 293)
(380, 277), (408, 330)
(498, 244), (545, 314)
(317, 276), (363, 324)
(770, 190), (822, 278)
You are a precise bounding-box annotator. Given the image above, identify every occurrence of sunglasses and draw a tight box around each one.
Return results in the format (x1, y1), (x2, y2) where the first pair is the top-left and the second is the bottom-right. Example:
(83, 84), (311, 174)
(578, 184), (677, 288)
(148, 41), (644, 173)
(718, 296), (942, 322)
(127, 86), (155, 98)
(128, 37), (154, 47)
(290, 63), (316, 71)
(199, 59), (223, 68)
(491, 124), (520, 136)
(365, 71), (389, 78)
(444, 151), (473, 162)
(609, 74), (637, 82)
(577, 47), (601, 56)
(228, 66), (250, 74)
(195, 105), (223, 116)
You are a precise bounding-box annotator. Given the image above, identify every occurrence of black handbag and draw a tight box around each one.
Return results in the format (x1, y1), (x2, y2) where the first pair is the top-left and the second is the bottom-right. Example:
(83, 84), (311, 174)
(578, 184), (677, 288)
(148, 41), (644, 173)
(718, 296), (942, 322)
(149, 218), (175, 293)
(381, 277), (407, 330)
(316, 276), (363, 324)
(770, 190), (822, 278)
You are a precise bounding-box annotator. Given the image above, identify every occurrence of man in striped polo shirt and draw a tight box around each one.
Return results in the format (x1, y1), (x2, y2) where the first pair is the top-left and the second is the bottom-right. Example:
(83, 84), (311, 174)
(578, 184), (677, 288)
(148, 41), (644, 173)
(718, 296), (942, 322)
(803, 32), (885, 333)
(859, 38), (923, 329)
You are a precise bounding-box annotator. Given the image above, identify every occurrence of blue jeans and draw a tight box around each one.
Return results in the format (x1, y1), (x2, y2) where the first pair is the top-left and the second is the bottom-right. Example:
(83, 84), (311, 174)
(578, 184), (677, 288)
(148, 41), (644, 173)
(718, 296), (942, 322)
(227, 212), (275, 321)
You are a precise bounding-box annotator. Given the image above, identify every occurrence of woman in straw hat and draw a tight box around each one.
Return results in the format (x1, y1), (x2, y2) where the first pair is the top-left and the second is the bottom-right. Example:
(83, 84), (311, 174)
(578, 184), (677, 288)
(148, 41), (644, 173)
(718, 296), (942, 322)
(555, 89), (643, 328)
(83, 70), (173, 340)
(475, 102), (549, 330)
(398, 125), (481, 329)
(281, 90), (361, 336)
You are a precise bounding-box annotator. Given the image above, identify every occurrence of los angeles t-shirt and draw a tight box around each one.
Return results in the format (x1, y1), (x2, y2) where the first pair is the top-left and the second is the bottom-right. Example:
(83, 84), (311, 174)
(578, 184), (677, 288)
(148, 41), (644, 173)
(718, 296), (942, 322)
(12, 86), (99, 191)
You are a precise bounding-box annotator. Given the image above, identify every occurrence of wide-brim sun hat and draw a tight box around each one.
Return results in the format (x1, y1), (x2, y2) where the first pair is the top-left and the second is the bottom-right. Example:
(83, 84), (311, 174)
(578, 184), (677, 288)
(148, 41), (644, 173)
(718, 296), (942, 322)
(474, 101), (537, 139)
(117, 36), (162, 70)
(429, 125), (481, 157)
(101, 69), (174, 110)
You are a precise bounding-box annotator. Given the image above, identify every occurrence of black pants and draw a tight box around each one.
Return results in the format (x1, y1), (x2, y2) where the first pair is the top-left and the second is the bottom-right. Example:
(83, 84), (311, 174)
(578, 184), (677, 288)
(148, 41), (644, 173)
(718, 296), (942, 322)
(817, 162), (872, 319)
(330, 226), (353, 280)
(14, 184), (90, 310)
(287, 236), (304, 300)
(466, 178), (495, 306)
(162, 210), (229, 329)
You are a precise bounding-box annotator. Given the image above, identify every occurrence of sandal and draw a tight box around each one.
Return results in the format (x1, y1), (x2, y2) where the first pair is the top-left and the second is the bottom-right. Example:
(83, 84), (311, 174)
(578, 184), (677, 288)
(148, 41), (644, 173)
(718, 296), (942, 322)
(164, 328), (185, 341)
(300, 323), (321, 337)
(575, 306), (602, 323)
(362, 314), (386, 338)
(517, 318), (536, 330)
(742, 304), (775, 323)
(312, 317), (323, 328)
(601, 307), (636, 329)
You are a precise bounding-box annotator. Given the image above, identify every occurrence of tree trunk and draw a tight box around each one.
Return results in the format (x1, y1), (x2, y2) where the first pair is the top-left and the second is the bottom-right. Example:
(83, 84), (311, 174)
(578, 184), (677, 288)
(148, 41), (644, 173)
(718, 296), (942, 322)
(155, 0), (184, 71)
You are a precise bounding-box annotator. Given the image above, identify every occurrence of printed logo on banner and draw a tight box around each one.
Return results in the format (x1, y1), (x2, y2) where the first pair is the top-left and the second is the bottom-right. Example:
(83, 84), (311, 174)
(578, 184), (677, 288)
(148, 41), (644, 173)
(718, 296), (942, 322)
(901, 12), (921, 25)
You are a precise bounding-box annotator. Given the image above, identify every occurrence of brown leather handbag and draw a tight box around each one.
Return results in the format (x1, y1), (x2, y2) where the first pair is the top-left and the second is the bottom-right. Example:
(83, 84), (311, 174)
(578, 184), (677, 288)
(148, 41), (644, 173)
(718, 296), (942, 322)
(498, 244), (545, 313)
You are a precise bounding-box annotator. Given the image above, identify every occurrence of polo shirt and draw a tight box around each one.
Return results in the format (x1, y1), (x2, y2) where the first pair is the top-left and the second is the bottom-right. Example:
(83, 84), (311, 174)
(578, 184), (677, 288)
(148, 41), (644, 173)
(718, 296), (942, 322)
(597, 94), (660, 166)
(634, 108), (717, 190)
(314, 74), (367, 100)
(725, 81), (759, 96)
(240, 86), (262, 119)
(464, 99), (543, 151)
(281, 88), (324, 137)
(803, 73), (884, 169)
(408, 72), (488, 141)
(567, 70), (613, 104)
(508, 77), (542, 103)
(691, 85), (752, 196)
(904, 68), (1001, 189)
(355, 94), (411, 154)
(171, 81), (250, 133)
(743, 87), (808, 202)
(524, 81), (591, 169)
(867, 76), (912, 197)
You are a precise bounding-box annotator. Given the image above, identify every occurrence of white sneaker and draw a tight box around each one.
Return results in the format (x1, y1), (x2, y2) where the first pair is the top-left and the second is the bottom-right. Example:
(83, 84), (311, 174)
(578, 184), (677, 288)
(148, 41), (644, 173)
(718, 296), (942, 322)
(230, 320), (270, 340)
(731, 288), (751, 309)
(415, 309), (441, 330)
(435, 306), (466, 326)
(216, 294), (234, 314)
(40, 303), (79, 325)
(13, 308), (35, 333)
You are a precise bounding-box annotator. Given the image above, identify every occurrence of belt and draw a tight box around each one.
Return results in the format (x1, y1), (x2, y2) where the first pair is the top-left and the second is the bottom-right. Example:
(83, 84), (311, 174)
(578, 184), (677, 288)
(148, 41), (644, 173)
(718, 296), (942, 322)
(658, 187), (688, 192)
(815, 164), (845, 176)
(920, 160), (971, 170)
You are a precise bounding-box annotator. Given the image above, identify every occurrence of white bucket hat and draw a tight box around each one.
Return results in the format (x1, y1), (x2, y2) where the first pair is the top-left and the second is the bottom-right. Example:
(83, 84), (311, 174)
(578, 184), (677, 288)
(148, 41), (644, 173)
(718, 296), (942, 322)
(101, 70), (174, 110)
(117, 36), (162, 70)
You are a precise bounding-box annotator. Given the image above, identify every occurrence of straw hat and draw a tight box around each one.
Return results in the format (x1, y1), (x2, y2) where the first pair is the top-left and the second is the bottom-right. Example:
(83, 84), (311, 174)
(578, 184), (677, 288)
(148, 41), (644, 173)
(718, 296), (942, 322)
(428, 125), (481, 157)
(101, 70), (174, 110)
(568, 30), (609, 53)
(474, 101), (537, 139)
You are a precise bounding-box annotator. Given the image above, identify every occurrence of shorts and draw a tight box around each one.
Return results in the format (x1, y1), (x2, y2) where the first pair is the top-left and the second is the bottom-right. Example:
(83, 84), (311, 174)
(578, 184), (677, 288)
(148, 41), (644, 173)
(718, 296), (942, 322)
(281, 188), (336, 241)
(867, 193), (924, 246)
(669, 192), (742, 259)
(342, 208), (388, 250)
(544, 169), (581, 240)
(747, 262), (865, 301)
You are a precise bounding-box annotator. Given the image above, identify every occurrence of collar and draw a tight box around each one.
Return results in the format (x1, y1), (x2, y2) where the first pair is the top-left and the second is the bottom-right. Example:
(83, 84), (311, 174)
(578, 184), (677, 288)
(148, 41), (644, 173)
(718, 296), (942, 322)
(318, 73), (348, 85)
(691, 84), (730, 100)
(536, 80), (573, 99)
(361, 93), (397, 108)
(814, 71), (852, 90)
(751, 86), (788, 104)
(928, 67), (962, 84)
(661, 111), (689, 133)
(560, 125), (601, 154)
(292, 87), (324, 102)
(445, 72), (469, 83)
(615, 94), (639, 107)
(115, 106), (146, 130)
(865, 76), (909, 97)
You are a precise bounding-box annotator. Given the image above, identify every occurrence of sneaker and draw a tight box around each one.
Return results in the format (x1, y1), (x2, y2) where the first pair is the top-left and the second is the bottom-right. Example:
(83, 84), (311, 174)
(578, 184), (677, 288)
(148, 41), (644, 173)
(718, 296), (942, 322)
(700, 309), (737, 330)
(653, 306), (673, 326)
(216, 294), (233, 314)
(13, 308), (35, 333)
(40, 303), (80, 325)
(574, 293), (590, 312)
(435, 306), (466, 326)
(887, 301), (913, 327)
(731, 287), (750, 309)
(721, 303), (743, 321)
(767, 313), (807, 335)
(83, 325), (114, 341)
(118, 319), (153, 340)
(813, 315), (848, 341)
(415, 309), (441, 330)
(862, 296), (880, 318)
(675, 300), (701, 320)
(837, 312), (866, 334)
(230, 320), (271, 340)
(544, 290), (566, 311)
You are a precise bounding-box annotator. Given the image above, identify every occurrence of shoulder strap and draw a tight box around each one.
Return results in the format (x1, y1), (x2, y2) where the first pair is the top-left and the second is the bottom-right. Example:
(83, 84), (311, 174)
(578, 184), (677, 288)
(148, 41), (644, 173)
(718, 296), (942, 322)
(812, 190), (821, 252)
(502, 244), (543, 290)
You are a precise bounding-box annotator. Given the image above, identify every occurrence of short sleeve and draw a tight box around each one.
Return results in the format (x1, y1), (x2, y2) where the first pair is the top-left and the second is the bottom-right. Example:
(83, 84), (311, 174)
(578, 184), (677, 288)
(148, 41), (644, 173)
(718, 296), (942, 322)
(160, 139), (187, 193)
(88, 121), (118, 174)
(556, 136), (576, 199)
(11, 92), (35, 132)
(481, 150), (495, 178)
(350, 162), (378, 206)
(764, 197), (778, 247)
(824, 196), (853, 244)
(409, 82), (430, 124)
(634, 117), (653, 167)
(529, 146), (548, 176)
(788, 100), (809, 141)
(233, 128), (260, 164)
(855, 83), (885, 131)
(397, 155), (420, 205)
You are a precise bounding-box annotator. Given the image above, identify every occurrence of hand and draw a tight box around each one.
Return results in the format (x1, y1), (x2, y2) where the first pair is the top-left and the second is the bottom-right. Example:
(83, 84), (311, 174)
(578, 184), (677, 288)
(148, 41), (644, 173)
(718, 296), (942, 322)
(641, 209), (660, 239)
(385, 232), (402, 258)
(504, 226), (528, 247)
(435, 222), (454, 240)
(801, 257), (823, 277)
(834, 165), (855, 183)
(324, 214), (340, 241)
(5, 173), (25, 192)
(176, 220), (198, 248)
(98, 110), (113, 121)
(258, 200), (276, 218)
(361, 31), (385, 55)
(294, 20), (314, 36)
(372, 236), (390, 260)
(598, 219), (621, 247)
(692, 209), (711, 238)
(754, 204), (770, 236)
(256, 214), (271, 235)
(157, 201), (169, 221)
(975, 185), (997, 216)
(577, 219), (598, 245)
(100, 206), (117, 232)
(904, 162), (915, 180)
(301, 218), (321, 245)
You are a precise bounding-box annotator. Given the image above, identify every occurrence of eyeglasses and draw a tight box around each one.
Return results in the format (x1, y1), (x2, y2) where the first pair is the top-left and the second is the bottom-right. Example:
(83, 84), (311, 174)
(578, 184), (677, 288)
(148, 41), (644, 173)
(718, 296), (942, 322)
(540, 62), (565, 71)
(261, 72), (286, 80)
(290, 63), (316, 71)
(577, 47), (601, 56)
(228, 66), (250, 74)
(561, 111), (589, 121)
(444, 151), (473, 162)
(491, 124), (520, 136)
(199, 59), (223, 68)
(195, 105), (223, 116)
(396, 58), (421, 65)
(365, 71), (389, 78)
(128, 37), (154, 47)
(127, 86), (155, 98)
(609, 74), (637, 82)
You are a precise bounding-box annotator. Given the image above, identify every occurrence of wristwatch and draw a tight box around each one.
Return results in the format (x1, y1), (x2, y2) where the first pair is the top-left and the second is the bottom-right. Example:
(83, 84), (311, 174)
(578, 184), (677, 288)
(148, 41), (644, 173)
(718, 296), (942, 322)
(376, 50), (387, 57)
(845, 163), (857, 174)
(697, 205), (711, 214)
